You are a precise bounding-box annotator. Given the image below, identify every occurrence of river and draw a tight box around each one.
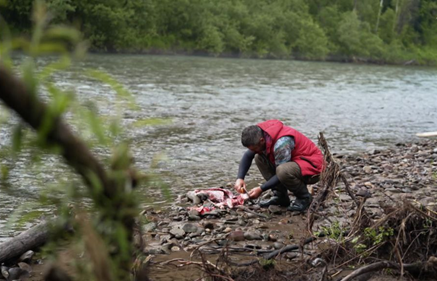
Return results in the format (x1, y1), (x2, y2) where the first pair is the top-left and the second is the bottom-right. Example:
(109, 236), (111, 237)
(0, 54), (436, 241)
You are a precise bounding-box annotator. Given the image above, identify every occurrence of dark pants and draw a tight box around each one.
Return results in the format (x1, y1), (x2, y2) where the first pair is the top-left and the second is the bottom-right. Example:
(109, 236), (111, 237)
(255, 154), (319, 198)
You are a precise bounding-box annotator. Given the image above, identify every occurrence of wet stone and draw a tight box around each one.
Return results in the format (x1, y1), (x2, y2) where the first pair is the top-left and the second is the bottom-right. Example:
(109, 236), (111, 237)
(160, 235), (171, 244)
(244, 244), (261, 249)
(17, 262), (32, 273)
(228, 230), (245, 241)
(363, 166), (372, 174)
(268, 205), (283, 214)
(188, 210), (200, 217)
(19, 250), (34, 263)
(6, 267), (28, 280)
(144, 247), (165, 255)
(386, 187), (402, 193)
(268, 234), (277, 242)
(182, 223), (199, 233)
(143, 222), (157, 233)
(188, 215), (201, 221)
(223, 227), (233, 233)
(402, 187), (412, 193)
(244, 230), (262, 240)
(170, 227), (185, 239)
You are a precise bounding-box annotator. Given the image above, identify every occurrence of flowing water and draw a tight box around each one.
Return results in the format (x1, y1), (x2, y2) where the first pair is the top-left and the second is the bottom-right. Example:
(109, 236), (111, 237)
(1, 54), (436, 241)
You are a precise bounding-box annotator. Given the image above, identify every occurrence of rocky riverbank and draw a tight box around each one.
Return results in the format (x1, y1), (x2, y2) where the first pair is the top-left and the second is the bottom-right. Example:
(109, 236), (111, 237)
(12, 138), (437, 280)
(138, 139), (437, 280)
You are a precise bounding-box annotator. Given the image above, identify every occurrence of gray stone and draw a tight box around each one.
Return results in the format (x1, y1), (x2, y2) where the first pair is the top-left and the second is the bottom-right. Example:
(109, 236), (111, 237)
(228, 230), (245, 241)
(203, 222), (215, 230)
(268, 205), (283, 214)
(244, 230), (262, 240)
(186, 191), (201, 204)
(160, 234), (171, 244)
(182, 223), (199, 233)
(188, 215), (201, 221)
(171, 246), (181, 252)
(170, 227), (186, 238)
(19, 250), (34, 263)
(143, 222), (157, 233)
(363, 166), (372, 174)
(6, 267), (29, 280)
(188, 209), (200, 217)
(244, 244), (261, 249)
(223, 227), (233, 233)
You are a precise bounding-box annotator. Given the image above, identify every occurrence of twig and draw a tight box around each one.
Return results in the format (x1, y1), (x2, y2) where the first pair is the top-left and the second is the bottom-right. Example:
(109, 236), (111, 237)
(339, 261), (400, 281)
(190, 233), (230, 258)
(235, 205), (269, 219)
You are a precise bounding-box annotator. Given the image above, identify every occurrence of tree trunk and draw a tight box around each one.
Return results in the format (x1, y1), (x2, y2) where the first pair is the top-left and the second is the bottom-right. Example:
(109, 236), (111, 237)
(0, 221), (49, 264)
(375, 0), (384, 33)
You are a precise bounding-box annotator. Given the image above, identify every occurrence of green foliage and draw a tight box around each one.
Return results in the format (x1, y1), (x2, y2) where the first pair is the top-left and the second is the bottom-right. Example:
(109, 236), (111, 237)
(351, 226), (394, 254)
(0, 1), (161, 280)
(259, 258), (275, 269)
(294, 18), (329, 60)
(319, 220), (344, 240)
(364, 226), (394, 245)
(1, 0), (436, 63)
(378, 8), (396, 44)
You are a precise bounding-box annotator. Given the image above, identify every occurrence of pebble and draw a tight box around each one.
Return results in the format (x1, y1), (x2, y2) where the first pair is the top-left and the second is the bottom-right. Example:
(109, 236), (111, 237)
(228, 230), (245, 241)
(169, 227), (185, 239)
(143, 222), (157, 233)
(244, 230), (262, 240)
(182, 223), (199, 233)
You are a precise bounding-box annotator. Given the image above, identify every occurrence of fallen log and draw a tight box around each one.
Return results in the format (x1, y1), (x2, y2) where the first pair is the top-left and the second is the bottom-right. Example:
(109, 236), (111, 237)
(339, 257), (437, 281)
(0, 221), (49, 264)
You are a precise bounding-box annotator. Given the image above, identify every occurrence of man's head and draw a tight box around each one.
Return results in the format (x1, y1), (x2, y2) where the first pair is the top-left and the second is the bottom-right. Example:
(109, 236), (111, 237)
(241, 125), (266, 154)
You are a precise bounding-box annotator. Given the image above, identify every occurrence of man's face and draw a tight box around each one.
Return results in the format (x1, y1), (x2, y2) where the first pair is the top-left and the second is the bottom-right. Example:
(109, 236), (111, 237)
(248, 138), (266, 154)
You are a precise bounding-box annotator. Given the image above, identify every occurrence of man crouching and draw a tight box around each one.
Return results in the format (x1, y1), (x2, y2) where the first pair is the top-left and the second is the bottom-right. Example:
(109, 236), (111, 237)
(234, 119), (324, 212)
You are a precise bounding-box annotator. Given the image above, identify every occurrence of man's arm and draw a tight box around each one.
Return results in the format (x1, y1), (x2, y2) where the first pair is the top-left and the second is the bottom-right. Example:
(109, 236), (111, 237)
(248, 136), (295, 199)
(234, 150), (255, 193)
(237, 149), (255, 179)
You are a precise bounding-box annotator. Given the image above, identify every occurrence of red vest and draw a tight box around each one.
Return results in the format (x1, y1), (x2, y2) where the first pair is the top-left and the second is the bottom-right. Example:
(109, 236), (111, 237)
(257, 120), (324, 176)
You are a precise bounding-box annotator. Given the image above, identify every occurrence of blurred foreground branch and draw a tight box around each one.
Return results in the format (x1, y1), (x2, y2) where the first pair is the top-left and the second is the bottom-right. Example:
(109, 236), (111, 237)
(0, 64), (136, 279)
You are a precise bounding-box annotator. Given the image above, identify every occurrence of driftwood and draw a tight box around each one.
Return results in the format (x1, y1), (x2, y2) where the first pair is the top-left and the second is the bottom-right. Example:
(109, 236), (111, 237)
(307, 133), (363, 233)
(0, 221), (48, 264)
(339, 257), (437, 281)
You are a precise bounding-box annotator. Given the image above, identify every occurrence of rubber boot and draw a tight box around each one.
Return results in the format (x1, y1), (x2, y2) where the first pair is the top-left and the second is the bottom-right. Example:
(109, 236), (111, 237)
(287, 192), (312, 212)
(259, 188), (290, 208)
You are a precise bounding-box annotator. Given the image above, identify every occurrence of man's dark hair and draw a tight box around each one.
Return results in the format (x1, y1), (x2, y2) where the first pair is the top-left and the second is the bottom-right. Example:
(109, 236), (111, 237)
(241, 125), (263, 147)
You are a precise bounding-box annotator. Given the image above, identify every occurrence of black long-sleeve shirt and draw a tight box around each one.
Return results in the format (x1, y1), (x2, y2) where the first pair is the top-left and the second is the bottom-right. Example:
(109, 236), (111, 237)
(237, 136), (295, 192)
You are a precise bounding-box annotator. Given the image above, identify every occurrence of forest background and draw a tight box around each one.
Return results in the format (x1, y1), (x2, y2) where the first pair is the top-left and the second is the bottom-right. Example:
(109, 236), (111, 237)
(2, 0), (437, 65)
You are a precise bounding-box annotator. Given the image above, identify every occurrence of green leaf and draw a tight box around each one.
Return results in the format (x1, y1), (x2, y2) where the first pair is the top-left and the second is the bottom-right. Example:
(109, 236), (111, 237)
(21, 59), (38, 96)
(131, 118), (172, 128)
(1, 164), (9, 181)
(86, 69), (138, 110)
(39, 56), (71, 81)
(33, 42), (68, 55)
(12, 124), (24, 152)
(85, 109), (108, 145)
(43, 26), (82, 43)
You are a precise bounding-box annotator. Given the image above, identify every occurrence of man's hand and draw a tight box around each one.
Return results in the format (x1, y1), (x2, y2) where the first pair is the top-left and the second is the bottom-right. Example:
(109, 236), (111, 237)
(234, 178), (246, 193)
(248, 186), (263, 199)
